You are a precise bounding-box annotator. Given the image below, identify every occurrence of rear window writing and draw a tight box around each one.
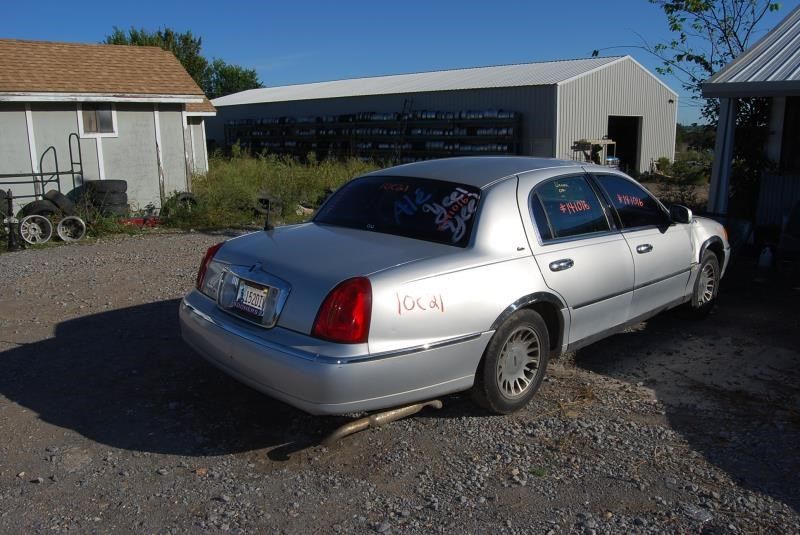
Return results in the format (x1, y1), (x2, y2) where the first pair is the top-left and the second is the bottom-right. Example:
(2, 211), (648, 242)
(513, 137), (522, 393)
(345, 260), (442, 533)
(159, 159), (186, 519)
(314, 176), (481, 247)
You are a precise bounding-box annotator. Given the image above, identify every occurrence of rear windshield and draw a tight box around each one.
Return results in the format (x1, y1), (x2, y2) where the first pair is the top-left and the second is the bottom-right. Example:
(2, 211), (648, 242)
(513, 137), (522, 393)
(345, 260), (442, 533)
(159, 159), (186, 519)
(314, 175), (481, 247)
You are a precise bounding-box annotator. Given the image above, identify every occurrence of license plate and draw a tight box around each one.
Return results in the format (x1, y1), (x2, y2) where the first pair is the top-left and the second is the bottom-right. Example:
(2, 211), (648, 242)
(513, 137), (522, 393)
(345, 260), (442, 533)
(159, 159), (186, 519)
(233, 281), (269, 317)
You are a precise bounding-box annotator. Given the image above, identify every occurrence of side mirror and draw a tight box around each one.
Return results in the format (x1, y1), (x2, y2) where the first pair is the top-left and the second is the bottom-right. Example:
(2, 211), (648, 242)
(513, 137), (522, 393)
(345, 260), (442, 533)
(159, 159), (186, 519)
(669, 204), (693, 224)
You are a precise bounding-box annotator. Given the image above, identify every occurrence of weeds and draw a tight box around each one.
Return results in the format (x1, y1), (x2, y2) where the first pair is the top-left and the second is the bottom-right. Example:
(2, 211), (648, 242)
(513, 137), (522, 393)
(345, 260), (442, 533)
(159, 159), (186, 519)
(2, 151), (377, 252)
(164, 150), (378, 229)
(529, 467), (548, 478)
(642, 150), (712, 211)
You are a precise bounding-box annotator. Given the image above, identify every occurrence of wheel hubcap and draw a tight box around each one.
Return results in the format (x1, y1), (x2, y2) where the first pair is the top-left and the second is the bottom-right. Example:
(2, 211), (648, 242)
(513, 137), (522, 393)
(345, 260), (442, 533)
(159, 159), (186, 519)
(698, 263), (716, 305)
(496, 326), (541, 399)
(19, 215), (53, 245)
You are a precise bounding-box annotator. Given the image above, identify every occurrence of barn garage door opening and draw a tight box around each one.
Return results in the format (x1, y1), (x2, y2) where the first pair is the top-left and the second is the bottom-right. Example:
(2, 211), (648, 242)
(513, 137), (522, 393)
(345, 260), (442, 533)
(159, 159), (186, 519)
(607, 116), (641, 174)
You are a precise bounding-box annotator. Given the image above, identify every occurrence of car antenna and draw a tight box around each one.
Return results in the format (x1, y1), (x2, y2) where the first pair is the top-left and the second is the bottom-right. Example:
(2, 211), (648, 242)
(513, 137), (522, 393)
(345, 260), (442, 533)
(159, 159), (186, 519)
(257, 193), (276, 231)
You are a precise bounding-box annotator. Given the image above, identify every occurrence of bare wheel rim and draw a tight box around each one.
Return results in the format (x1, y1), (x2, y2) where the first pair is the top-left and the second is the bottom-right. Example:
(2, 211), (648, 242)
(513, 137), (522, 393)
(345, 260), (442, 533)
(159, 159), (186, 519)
(698, 262), (716, 305)
(495, 325), (541, 399)
(19, 215), (53, 245)
(56, 216), (87, 241)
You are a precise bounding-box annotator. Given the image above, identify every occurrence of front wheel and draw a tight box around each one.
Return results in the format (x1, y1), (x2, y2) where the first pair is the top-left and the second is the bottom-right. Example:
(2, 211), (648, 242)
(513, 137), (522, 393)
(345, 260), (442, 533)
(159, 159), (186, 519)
(472, 309), (550, 414)
(687, 250), (720, 318)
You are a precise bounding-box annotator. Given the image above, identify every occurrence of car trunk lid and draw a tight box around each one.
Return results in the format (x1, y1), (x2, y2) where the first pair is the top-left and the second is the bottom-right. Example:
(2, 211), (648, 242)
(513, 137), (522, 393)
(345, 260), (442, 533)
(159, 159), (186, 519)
(214, 223), (451, 334)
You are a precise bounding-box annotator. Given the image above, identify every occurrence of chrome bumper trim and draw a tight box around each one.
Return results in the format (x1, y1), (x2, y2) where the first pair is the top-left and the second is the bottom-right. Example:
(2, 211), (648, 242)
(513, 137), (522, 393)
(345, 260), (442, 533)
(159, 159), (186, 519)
(182, 297), (485, 365)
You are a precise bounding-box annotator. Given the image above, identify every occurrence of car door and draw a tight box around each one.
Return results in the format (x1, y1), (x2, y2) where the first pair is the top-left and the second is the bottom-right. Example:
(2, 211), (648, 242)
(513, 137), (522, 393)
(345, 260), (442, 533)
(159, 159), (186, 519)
(517, 172), (635, 345)
(591, 173), (693, 321)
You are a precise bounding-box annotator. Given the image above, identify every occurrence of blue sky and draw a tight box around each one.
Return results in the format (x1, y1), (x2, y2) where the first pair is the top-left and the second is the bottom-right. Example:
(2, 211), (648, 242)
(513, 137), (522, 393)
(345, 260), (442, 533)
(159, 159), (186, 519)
(2, 0), (796, 124)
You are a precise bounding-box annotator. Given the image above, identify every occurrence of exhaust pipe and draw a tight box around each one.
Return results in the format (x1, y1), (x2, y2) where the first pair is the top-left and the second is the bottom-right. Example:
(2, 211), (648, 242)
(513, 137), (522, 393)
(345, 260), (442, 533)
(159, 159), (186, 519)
(322, 399), (443, 446)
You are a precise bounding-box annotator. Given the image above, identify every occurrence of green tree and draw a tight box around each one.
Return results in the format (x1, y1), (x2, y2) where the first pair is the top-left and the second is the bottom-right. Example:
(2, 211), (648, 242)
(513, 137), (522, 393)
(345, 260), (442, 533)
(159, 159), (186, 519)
(105, 27), (209, 89)
(205, 59), (262, 99)
(648, 1), (782, 217)
(104, 27), (263, 98)
(647, 0), (780, 124)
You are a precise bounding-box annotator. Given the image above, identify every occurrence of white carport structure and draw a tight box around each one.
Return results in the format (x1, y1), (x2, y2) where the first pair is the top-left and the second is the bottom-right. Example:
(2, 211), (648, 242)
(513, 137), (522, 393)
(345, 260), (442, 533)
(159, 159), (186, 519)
(703, 4), (800, 220)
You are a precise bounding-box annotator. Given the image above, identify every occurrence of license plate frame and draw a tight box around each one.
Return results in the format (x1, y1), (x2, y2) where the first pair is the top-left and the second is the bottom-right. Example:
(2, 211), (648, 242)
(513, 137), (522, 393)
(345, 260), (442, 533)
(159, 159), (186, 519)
(232, 279), (271, 319)
(217, 266), (291, 329)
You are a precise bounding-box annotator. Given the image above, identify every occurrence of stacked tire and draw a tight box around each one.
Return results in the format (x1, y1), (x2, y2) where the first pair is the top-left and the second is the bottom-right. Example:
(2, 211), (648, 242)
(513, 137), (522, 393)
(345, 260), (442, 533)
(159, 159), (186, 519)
(17, 190), (77, 218)
(71, 180), (129, 217)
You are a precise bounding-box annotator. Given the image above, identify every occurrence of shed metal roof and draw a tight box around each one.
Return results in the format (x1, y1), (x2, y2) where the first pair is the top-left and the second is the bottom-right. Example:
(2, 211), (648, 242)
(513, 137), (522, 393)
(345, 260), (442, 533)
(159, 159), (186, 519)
(703, 4), (800, 97)
(212, 56), (629, 107)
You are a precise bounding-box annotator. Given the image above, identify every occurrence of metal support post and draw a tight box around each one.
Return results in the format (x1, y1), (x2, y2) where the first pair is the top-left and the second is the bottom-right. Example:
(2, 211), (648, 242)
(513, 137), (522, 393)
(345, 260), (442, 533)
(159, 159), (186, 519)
(5, 190), (22, 252)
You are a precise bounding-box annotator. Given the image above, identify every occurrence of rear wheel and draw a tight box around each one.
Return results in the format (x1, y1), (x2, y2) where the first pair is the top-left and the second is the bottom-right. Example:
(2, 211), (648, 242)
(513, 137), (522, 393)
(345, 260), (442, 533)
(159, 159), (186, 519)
(472, 309), (549, 414)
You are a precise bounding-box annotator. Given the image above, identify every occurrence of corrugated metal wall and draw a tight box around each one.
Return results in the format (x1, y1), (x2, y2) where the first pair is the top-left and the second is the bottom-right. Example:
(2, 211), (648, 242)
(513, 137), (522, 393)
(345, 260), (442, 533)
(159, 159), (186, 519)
(757, 173), (800, 226)
(208, 86), (557, 157)
(556, 58), (676, 174)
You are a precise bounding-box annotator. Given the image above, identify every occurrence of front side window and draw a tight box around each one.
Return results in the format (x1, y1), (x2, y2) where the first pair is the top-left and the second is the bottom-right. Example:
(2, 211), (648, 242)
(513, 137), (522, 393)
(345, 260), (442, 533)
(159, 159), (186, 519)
(595, 174), (670, 229)
(314, 175), (481, 247)
(531, 175), (610, 241)
(80, 104), (115, 135)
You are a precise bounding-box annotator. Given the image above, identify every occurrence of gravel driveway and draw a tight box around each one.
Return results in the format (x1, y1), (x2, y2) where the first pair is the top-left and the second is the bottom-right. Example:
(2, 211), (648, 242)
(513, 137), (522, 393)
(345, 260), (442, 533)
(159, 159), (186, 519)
(0, 231), (798, 533)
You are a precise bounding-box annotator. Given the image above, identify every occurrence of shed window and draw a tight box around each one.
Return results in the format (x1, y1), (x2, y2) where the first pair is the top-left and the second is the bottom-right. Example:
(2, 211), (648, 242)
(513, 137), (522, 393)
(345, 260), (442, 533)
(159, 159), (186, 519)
(81, 104), (115, 135)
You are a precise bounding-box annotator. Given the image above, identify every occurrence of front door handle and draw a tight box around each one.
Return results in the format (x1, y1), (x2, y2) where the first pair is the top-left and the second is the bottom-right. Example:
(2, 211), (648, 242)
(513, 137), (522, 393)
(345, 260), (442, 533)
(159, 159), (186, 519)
(549, 258), (574, 272)
(636, 244), (653, 254)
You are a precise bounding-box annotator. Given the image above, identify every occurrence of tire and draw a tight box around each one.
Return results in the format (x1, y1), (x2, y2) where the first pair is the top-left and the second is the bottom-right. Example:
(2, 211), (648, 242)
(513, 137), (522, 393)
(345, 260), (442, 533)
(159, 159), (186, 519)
(66, 185), (87, 203)
(471, 309), (550, 414)
(84, 180), (127, 194)
(19, 199), (58, 218)
(90, 192), (128, 206)
(44, 190), (77, 216)
(160, 192), (196, 217)
(686, 250), (720, 318)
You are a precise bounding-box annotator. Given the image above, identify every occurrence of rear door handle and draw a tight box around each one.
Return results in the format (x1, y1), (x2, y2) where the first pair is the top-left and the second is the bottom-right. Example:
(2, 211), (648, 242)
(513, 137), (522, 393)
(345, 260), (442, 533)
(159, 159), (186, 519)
(636, 244), (653, 254)
(549, 258), (574, 272)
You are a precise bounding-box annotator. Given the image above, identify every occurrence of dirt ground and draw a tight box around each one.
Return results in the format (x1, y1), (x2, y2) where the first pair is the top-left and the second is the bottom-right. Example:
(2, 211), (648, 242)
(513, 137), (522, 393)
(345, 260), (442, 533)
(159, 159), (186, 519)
(0, 231), (798, 534)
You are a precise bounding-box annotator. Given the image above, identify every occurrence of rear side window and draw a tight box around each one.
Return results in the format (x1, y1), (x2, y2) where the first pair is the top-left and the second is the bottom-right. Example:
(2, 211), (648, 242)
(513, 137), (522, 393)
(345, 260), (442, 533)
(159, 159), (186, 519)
(531, 175), (610, 240)
(314, 175), (481, 247)
(595, 174), (670, 229)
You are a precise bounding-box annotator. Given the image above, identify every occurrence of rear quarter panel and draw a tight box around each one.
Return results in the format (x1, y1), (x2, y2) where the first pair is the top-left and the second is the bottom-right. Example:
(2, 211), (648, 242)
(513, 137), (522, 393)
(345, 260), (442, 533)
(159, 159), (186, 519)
(367, 177), (555, 354)
(369, 255), (548, 354)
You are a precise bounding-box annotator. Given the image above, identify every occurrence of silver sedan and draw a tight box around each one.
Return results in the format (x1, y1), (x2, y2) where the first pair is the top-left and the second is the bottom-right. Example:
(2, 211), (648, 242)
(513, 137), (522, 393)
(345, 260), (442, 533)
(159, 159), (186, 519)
(180, 157), (729, 415)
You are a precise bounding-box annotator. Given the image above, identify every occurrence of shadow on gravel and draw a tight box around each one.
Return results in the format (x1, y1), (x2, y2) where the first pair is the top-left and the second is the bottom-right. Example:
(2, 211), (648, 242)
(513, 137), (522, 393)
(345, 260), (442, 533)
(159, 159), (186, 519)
(0, 299), (349, 459)
(574, 261), (800, 513)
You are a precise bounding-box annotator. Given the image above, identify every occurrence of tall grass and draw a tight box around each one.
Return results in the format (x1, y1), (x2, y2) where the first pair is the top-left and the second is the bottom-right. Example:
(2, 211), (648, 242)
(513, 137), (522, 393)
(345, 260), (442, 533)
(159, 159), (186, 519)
(164, 149), (378, 229)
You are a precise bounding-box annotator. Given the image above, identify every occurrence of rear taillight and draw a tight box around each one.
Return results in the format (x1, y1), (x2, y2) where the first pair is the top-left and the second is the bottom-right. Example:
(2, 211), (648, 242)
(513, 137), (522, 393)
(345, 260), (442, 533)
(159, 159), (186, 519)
(312, 277), (372, 344)
(196, 242), (225, 291)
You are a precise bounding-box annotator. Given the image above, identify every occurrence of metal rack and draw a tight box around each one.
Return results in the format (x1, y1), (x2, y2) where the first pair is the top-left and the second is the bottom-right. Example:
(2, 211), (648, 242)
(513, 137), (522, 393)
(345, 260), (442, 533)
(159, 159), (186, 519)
(224, 109), (522, 163)
(0, 132), (84, 203)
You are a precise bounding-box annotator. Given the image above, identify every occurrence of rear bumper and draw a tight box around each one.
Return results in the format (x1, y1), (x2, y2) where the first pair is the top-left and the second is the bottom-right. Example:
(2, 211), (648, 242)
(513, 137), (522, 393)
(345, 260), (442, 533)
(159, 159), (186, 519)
(179, 291), (490, 415)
